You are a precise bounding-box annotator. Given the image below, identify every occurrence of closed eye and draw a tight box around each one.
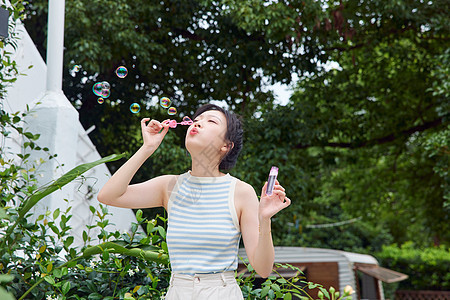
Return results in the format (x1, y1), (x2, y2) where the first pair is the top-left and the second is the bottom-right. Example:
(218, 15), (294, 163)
(208, 120), (217, 124)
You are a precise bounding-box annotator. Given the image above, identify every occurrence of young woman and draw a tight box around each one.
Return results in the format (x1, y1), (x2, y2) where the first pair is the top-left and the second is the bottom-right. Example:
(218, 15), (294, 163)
(97, 104), (291, 299)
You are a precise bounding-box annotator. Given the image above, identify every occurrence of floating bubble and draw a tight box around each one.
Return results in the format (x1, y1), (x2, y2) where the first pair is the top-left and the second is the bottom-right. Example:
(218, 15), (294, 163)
(101, 81), (111, 90)
(101, 88), (110, 98)
(72, 65), (81, 72)
(130, 103), (141, 114)
(168, 107), (177, 115)
(92, 82), (103, 96)
(115, 66), (128, 78)
(182, 116), (192, 123)
(97, 98), (104, 104)
(160, 97), (171, 109)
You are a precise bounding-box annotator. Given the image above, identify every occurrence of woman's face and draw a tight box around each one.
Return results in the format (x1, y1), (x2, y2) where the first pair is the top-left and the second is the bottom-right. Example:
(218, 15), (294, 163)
(185, 110), (229, 158)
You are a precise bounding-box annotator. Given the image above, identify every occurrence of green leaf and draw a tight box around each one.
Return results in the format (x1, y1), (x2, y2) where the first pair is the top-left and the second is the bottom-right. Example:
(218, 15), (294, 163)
(271, 283), (281, 293)
(53, 208), (60, 220)
(88, 292), (103, 300)
(0, 207), (9, 220)
(64, 236), (74, 248)
(261, 285), (270, 298)
(161, 241), (168, 253)
(0, 274), (14, 283)
(136, 209), (143, 222)
(17, 153), (126, 219)
(157, 226), (166, 239)
(44, 275), (56, 285)
(146, 222), (154, 234)
(0, 287), (15, 300)
(62, 281), (71, 295)
(53, 268), (62, 278)
(102, 249), (110, 261)
(47, 262), (53, 273)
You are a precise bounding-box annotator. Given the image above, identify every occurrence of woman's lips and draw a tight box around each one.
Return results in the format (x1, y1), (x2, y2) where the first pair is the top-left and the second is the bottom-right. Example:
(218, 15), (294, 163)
(190, 128), (199, 135)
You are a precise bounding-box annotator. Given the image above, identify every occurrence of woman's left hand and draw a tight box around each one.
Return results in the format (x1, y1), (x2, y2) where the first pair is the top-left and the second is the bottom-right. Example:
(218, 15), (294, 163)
(259, 180), (291, 219)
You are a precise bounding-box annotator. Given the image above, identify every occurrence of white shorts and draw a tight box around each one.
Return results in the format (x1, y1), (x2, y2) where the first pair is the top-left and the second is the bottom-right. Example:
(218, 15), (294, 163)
(164, 271), (244, 300)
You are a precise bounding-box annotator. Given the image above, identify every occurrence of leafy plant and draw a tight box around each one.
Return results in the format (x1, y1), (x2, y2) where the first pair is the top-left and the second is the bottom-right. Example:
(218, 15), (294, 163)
(1, 105), (170, 299)
(237, 261), (355, 300)
(376, 242), (450, 291)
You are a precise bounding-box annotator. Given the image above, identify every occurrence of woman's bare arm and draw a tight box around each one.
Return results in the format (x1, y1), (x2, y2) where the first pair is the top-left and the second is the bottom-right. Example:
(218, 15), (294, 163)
(97, 118), (173, 209)
(237, 180), (291, 278)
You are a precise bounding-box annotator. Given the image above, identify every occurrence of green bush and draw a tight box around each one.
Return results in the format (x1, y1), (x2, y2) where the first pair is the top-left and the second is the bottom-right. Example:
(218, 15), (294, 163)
(375, 242), (450, 290)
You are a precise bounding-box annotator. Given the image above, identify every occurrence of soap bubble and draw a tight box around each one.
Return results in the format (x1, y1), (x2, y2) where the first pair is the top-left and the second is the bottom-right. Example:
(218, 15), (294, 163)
(92, 83), (104, 96)
(97, 98), (104, 104)
(168, 107), (177, 115)
(72, 65), (81, 72)
(101, 88), (110, 98)
(182, 116), (192, 123)
(101, 81), (111, 90)
(115, 66), (128, 78)
(130, 103), (141, 114)
(160, 97), (171, 108)
(93, 81), (111, 97)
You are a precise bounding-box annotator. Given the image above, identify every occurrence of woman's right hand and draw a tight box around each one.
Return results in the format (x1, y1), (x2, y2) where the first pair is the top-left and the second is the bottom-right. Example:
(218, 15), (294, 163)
(140, 118), (170, 151)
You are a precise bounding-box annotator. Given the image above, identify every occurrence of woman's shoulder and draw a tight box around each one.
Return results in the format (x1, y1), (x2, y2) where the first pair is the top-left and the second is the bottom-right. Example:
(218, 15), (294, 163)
(233, 178), (259, 216)
(234, 178), (257, 198)
(148, 174), (180, 192)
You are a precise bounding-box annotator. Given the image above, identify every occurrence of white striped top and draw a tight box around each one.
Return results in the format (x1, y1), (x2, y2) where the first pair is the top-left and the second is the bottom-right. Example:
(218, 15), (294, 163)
(166, 171), (241, 275)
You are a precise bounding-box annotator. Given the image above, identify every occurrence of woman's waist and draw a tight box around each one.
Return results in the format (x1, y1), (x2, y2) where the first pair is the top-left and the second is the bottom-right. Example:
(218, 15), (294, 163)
(170, 271), (237, 286)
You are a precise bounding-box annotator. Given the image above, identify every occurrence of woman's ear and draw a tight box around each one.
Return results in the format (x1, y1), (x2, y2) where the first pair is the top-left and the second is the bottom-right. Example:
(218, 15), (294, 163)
(220, 142), (234, 154)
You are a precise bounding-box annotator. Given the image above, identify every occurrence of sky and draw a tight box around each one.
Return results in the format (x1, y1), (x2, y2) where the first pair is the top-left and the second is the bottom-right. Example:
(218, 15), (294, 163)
(272, 81), (294, 106)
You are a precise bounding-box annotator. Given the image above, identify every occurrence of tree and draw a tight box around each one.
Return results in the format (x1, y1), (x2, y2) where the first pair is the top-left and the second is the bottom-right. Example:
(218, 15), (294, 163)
(235, 0), (449, 248)
(23, 0), (326, 172)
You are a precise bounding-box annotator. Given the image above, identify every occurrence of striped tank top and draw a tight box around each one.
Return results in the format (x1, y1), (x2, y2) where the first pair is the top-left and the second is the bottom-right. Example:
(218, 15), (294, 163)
(166, 171), (241, 275)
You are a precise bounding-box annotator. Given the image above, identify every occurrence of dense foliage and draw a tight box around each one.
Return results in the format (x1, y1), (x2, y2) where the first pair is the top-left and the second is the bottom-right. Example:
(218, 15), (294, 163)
(376, 243), (450, 290)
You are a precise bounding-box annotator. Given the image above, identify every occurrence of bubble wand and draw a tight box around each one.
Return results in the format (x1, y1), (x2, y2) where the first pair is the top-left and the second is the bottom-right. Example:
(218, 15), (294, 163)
(164, 116), (194, 128)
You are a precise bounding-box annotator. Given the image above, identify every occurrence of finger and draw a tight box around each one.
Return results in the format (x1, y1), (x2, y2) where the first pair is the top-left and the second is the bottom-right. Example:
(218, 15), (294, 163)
(163, 119), (171, 129)
(283, 197), (291, 207)
(149, 120), (163, 131)
(274, 190), (286, 199)
(261, 181), (268, 196)
(141, 118), (150, 127)
(141, 118), (150, 130)
(273, 184), (285, 192)
(161, 124), (170, 135)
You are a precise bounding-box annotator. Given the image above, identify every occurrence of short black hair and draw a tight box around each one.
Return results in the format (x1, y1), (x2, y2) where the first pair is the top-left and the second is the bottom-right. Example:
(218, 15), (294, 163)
(192, 104), (243, 170)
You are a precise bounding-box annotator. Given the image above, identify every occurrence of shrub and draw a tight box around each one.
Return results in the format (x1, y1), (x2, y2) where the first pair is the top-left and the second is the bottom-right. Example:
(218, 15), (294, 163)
(376, 242), (450, 290)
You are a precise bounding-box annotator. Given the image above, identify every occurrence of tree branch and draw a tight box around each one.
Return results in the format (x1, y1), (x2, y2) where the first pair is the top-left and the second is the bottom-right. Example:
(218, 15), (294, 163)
(295, 115), (448, 149)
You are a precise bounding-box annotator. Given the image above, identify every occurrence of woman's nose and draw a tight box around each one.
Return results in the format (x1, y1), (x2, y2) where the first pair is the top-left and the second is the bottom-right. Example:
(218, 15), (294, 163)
(194, 122), (201, 128)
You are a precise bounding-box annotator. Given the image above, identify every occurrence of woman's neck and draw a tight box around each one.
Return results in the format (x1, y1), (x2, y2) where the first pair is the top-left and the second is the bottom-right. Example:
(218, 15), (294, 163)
(190, 156), (224, 177)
